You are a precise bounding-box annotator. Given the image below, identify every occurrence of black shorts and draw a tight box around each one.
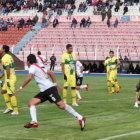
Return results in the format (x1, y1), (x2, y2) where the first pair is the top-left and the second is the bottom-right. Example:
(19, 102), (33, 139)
(76, 77), (83, 86)
(34, 86), (62, 103)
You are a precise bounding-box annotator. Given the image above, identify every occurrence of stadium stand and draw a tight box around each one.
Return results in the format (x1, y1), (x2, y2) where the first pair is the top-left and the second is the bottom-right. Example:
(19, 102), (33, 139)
(16, 21), (140, 69)
(1, 0), (140, 70)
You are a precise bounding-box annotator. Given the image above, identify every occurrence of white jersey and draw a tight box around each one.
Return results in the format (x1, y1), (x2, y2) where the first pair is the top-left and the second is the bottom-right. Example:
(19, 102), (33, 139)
(36, 55), (46, 68)
(29, 65), (55, 92)
(76, 61), (83, 77)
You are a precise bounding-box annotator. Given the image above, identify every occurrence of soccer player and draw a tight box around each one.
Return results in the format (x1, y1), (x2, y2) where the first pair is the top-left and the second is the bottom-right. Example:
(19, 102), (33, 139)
(75, 60), (89, 101)
(134, 81), (140, 108)
(0, 45), (18, 115)
(108, 51), (120, 93)
(61, 44), (78, 106)
(36, 51), (47, 68)
(15, 54), (86, 130)
(104, 57), (112, 94)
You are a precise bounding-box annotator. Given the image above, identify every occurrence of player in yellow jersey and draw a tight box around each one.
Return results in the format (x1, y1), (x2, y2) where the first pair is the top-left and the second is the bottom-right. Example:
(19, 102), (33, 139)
(108, 51), (120, 93)
(0, 45), (18, 115)
(61, 44), (78, 106)
(104, 57), (112, 94)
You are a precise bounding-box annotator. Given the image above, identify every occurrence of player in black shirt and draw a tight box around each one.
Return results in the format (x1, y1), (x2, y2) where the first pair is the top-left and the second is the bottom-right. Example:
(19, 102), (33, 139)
(134, 82), (140, 107)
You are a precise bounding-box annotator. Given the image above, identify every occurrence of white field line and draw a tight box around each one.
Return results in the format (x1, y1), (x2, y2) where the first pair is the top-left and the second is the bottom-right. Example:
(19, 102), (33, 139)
(99, 131), (140, 140)
(0, 136), (53, 140)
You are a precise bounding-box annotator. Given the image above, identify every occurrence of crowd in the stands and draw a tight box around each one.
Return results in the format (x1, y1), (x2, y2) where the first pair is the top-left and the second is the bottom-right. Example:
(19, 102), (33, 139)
(0, 15), (38, 31)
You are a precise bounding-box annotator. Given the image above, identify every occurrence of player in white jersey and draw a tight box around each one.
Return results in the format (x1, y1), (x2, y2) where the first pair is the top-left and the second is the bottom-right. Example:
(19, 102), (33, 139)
(15, 54), (86, 130)
(36, 51), (47, 68)
(75, 60), (89, 101)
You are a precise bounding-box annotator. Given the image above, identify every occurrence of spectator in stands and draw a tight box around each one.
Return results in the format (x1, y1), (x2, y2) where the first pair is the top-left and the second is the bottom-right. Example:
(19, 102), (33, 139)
(128, 63), (134, 74)
(53, 17), (59, 28)
(119, 55), (123, 61)
(78, 2), (83, 12)
(101, 8), (107, 21)
(124, 56), (129, 61)
(71, 18), (77, 28)
(123, 4), (128, 15)
(114, 18), (119, 28)
(98, 62), (104, 73)
(90, 62), (98, 73)
(107, 8), (112, 19)
(50, 54), (56, 71)
(9, 18), (15, 26)
(0, 18), (4, 25)
(32, 15), (39, 26)
(18, 18), (25, 30)
(38, 3), (43, 12)
(42, 17), (49, 27)
(0, 4), (2, 16)
(23, 3), (28, 13)
(25, 18), (32, 27)
(85, 17), (91, 27)
(83, 62), (90, 72)
(80, 18), (86, 28)
(109, 0), (115, 9)
(114, 1), (120, 12)
(135, 0), (139, 5)
(93, 7), (97, 15)
(107, 19), (111, 27)
(5, 18), (10, 27)
(135, 64), (140, 74)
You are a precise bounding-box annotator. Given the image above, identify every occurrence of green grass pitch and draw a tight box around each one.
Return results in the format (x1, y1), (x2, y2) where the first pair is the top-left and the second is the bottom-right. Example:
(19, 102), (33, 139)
(0, 74), (140, 140)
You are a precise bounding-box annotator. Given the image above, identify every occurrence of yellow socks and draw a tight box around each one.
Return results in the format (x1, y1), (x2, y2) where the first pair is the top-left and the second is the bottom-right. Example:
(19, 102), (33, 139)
(63, 88), (67, 103)
(107, 81), (111, 92)
(112, 84), (115, 93)
(11, 96), (18, 113)
(71, 89), (76, 104)
(115, 81), (119, 89)
(3, 94), (12, 109)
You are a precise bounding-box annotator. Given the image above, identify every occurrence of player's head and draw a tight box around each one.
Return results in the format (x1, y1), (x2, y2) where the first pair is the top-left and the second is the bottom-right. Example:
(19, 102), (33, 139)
(106, 57), (109, 60)
(109, 51), (114, 58)
(27, 54), (37, 67)
(66, 44), (73, 54)
(0, 45), (9, 55)
(37, 51), (41, 55)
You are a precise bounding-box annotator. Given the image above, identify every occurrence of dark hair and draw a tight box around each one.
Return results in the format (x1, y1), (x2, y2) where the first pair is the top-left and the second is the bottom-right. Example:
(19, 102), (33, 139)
(109, 51), (114, 54)
(66, 44), (72, 49)
(37, 51), (41, 55)
(27, 54), (37, 64)
(3, 45), (9, 53)
(106, 57), (109, 60)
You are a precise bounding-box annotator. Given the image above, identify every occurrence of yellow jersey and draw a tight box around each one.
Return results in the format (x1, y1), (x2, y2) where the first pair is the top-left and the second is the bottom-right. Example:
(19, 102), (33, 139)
(108, 56), (118, 71)
(1, 54), (16, 79)
(61, 52), (76, 75)
(104, 58), (110, 73)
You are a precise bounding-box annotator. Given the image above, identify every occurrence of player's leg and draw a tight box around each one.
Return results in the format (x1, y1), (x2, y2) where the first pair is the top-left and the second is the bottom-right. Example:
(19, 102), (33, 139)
(24, 97), (41, 128)
(76, 86), (82, 100)
(134, 92), (139, 107)
(76, 77), (82, 100)
(56, 101), (86, 131)
(63, 87), (68, 104)
(63, 74), (69, 104)
(79, 77), (88, 91)
(107, 74), (111, 93)
(70, 75), (78, 106)
(2, 89), (13, 113)
(8, 78), (19, 115)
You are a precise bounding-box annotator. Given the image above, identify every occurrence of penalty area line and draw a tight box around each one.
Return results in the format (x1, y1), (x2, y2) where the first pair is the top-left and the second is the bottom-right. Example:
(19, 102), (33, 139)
(99, 131), (140, 140)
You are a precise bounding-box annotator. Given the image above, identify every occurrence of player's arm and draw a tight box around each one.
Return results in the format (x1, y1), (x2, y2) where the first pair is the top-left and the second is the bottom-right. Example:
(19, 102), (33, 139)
(47, 70), (61, 91)
(113, 59), (120, 70)
(135, 92), (139, 102)
(15, 73), (34, 94)
(6, 66), (10, 87)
